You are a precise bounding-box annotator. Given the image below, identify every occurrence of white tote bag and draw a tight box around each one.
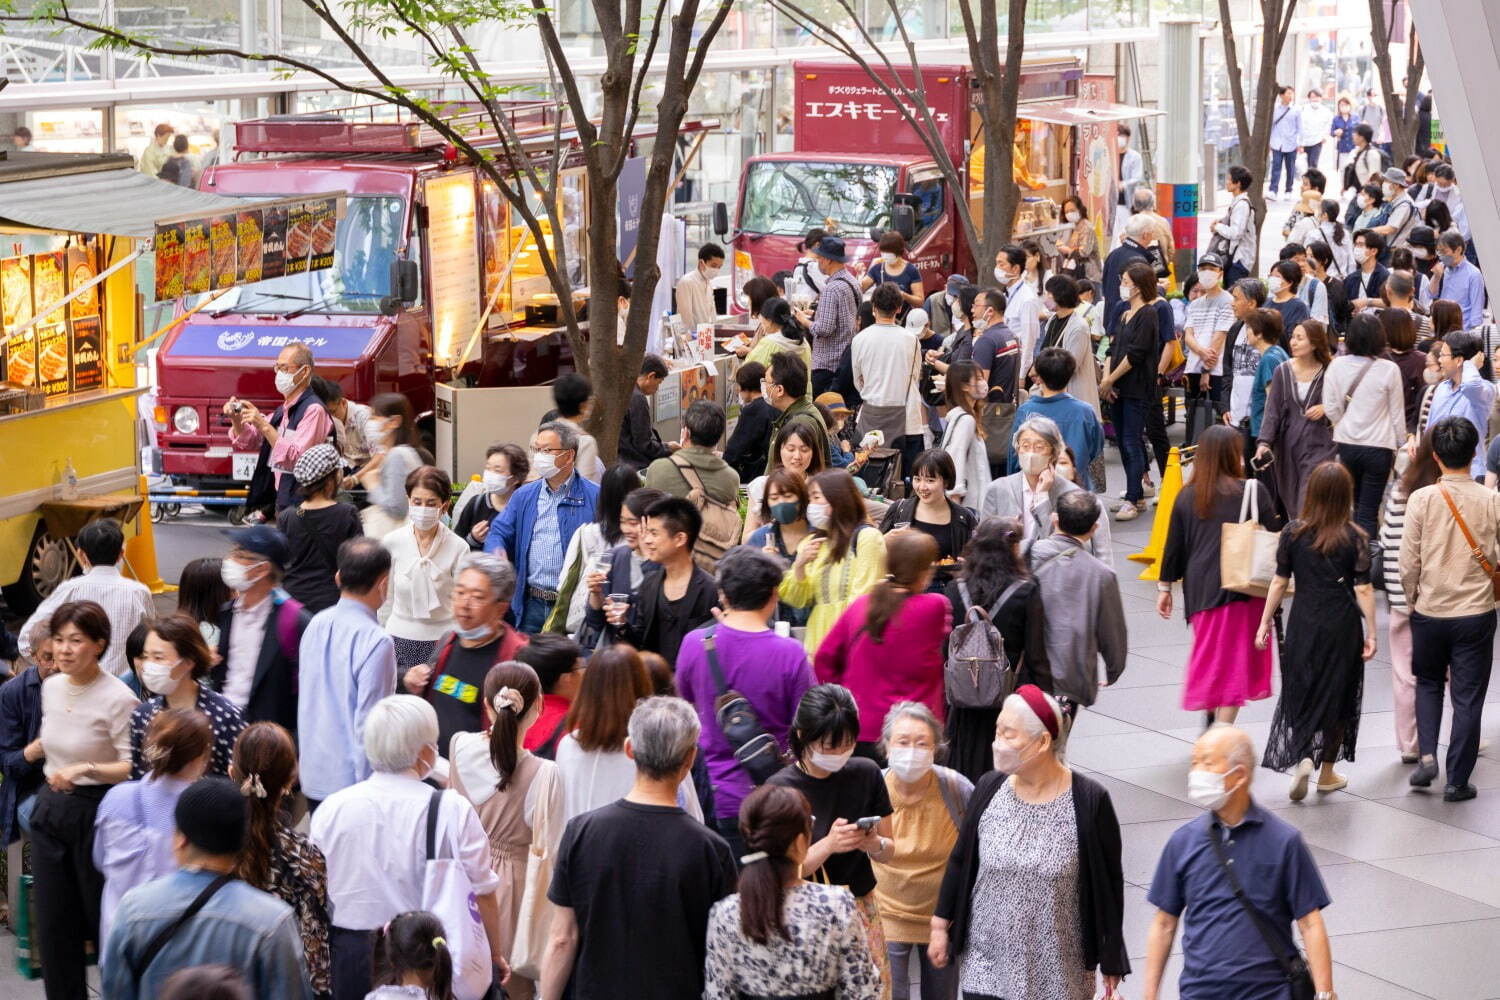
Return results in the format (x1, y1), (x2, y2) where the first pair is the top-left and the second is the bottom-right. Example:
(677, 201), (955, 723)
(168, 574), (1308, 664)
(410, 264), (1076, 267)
(508, 765), (559, 980)
(419, 790), (494, 1000)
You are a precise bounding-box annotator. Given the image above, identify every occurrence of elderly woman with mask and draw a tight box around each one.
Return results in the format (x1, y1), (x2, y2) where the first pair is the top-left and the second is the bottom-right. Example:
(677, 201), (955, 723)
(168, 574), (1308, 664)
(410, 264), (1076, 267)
(930, 686), (1128, 1000)
(979, 414), (1112, 565)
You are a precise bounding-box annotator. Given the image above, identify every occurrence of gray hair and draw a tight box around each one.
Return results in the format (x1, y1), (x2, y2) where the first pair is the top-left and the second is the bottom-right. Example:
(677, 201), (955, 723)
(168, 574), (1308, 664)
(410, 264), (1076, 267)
(1002, 689), (1068, 755)
(459, 552), (517, 604)
(364, 695), (438, 773)
(284, 341), (315, 368)
(537, 419), (579, 453)
(1124, 214), (1155, 242)
(880, 701), (946, 756)
(1131, 188), (1157, 213)
(1232, 277), (1268, 307)
(1011, 414), (1065, 462)
(626, 696), (701, 780)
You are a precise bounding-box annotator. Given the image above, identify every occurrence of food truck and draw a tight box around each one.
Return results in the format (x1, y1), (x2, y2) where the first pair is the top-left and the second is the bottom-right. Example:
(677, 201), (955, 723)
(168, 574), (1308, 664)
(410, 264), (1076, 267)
(152, 105), (599, 503)
(727, 61), (1160, 300)
(0, 151), (256, 611)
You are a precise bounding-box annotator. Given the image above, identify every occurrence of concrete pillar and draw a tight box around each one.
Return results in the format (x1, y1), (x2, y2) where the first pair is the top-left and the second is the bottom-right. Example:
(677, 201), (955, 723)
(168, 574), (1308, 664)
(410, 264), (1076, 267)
(1157, 16), (1202, 277)
(1409, 0), (1500, 308)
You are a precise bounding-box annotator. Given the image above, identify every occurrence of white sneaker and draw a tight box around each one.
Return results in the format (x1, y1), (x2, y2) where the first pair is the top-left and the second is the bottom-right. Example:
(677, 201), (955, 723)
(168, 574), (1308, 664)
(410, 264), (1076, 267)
(1115, 501), (1144, 522)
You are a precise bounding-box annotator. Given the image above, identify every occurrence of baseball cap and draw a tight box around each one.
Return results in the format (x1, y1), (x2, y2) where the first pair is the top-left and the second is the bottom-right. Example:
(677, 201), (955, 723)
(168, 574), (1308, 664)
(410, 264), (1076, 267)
(224, 524), (289, 570)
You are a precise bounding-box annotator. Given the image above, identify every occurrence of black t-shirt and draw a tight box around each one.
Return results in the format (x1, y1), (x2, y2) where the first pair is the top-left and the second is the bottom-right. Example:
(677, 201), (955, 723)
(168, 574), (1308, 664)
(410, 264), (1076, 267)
(425, 634), (504, 752)
(548, 800), (735, 1000)
(645, 591), (691, 667)
(766, 758), (893, 896)
(275, 502), (363, 614)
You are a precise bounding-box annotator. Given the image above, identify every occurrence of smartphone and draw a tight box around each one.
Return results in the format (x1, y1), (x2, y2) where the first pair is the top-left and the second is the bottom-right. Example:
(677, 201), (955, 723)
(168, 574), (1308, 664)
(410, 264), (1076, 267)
(1251, 452), (1275, 472)
(855, 816), (882, 833)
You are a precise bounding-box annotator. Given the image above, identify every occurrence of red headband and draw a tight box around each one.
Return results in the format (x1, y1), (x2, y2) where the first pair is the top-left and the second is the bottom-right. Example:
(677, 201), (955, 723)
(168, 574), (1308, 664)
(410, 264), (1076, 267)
(1015, 684), (1059, 739)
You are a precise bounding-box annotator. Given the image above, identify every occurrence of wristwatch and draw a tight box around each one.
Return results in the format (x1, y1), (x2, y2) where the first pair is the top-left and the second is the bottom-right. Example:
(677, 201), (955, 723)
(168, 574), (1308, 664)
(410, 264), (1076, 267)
(1315, 992), (1337, 1000)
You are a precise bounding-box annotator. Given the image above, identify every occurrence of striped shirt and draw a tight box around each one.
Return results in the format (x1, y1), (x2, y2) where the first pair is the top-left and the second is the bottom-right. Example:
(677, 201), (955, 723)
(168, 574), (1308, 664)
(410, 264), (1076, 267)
(19, 566), (155, 679)
(527, 476), (570, 590)
(1380, 486), (1411, 612)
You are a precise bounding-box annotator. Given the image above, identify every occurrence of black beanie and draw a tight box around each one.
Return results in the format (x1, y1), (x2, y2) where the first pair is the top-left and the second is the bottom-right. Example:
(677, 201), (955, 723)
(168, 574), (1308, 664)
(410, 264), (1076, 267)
(175, 776), (247, 856)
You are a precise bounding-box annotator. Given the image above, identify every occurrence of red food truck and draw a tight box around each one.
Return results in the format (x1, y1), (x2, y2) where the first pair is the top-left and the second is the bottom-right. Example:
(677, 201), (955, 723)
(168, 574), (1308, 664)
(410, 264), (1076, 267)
(151, 105), (595, 509)
(726, 60), (1158, 304)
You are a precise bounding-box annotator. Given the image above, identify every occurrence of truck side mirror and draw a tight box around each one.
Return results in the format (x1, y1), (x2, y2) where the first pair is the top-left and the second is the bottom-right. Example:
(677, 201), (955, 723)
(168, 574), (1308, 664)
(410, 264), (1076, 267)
(390, 258), (419, 303)
(890, 203), (917, 243)
(713, 201), (729, 238)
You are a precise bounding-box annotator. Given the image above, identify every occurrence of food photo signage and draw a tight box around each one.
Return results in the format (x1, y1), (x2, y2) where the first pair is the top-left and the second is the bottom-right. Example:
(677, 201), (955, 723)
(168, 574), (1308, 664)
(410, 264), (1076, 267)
(152, 194), (345, 302)
(0, 241), (105, 394)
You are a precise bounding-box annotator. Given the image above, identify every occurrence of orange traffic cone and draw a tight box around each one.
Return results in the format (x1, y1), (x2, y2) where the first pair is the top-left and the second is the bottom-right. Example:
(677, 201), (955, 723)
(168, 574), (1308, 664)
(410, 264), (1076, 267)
(123, 474), (174, 594)
(1131, 446), (1186, 581)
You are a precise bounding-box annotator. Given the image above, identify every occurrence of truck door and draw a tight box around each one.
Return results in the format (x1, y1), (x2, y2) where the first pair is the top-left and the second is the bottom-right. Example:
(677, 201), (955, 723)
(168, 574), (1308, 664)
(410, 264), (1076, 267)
(905, 165), (955, 287)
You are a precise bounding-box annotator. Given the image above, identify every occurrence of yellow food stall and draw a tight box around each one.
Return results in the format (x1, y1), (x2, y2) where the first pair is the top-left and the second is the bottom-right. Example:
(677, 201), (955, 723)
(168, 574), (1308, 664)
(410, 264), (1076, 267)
(0, 151), (252, 611)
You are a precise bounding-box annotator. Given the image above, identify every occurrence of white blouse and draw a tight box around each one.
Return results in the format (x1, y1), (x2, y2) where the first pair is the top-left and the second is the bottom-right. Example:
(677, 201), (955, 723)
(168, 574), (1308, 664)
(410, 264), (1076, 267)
(554, 733), (703, 823)
(380, 523), (470, 641)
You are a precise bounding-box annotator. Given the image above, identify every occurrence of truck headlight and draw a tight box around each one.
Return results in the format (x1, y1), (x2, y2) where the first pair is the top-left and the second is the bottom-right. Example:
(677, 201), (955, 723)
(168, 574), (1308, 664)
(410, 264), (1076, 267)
(172, 405), (200, 435)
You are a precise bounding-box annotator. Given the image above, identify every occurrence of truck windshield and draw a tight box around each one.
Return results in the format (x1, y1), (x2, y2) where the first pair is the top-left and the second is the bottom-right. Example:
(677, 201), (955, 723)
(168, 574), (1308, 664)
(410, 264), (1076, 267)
(739, 161), (898, 236)
(213, 195), (405, 315)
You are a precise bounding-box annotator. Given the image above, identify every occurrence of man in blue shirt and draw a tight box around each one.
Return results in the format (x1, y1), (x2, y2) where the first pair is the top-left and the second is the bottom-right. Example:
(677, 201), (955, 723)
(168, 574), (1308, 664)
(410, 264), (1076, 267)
(1268, 85), (1303, 200)
(1424, 329), (1494, 480)
(103, 777), (313, 1000)
(486, 420), (601, 631)
(297, 536), (396, 809)
(1143, 725), (1335, 1000)
(1007, 347), (1103, 477)
(1424, 231), (1486, 329)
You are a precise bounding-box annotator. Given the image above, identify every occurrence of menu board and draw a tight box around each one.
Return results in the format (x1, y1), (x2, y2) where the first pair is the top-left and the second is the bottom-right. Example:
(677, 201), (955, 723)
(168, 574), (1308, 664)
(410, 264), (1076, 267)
(2, 256), (35, 386)
(32, 252), (69, 397)
(67, 246), (102, 393)
(424, 173), (480, 366)
(183, 219), (211, 295)
(211, 215), (237, 290)
(151, 195), (343, 301)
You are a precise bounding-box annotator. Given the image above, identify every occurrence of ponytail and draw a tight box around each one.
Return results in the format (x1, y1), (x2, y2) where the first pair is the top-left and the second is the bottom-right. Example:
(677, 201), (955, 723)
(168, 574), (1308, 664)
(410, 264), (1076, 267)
(736, 785), (812, 945)
(861, 577), (913, 644)
(861, 530), (938, 642)
(371, 911), (455, 1000)
(760, 296), (807, 345)
(482, 662), (541, 791)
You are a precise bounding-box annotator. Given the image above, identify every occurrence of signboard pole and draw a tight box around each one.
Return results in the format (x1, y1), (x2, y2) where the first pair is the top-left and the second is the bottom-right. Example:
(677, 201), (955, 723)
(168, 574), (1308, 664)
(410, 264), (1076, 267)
(1158, 16), (1203, 282)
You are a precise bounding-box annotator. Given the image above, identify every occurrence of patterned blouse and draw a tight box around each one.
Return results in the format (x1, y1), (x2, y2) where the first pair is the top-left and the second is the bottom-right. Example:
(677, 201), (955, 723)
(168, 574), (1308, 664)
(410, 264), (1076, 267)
(703, 882), (881, 1000)
(257, 824), (333, 998)
(129, 684), (247, 780)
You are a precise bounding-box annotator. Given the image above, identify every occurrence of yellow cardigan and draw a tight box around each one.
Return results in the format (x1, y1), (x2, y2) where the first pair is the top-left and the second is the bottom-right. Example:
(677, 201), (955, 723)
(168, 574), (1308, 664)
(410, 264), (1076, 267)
(780, 525), (886, 655)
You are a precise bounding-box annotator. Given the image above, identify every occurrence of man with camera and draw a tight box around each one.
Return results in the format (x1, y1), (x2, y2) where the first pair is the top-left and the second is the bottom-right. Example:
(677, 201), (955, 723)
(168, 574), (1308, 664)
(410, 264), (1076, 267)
(223, 341), (333, 514)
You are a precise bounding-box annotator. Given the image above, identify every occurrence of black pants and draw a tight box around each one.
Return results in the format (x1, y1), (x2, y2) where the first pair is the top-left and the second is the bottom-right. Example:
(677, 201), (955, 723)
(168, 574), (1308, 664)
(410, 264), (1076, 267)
(1411, 609), (1496, 788)
(1145, 384), (1169, 476)
(1304, 141), (1323, 170)
(1336, 442), (1393, 540)
(331, 925), (378, 1000)
(31, 783), (108, 1000)
(812, 368), (836, 397)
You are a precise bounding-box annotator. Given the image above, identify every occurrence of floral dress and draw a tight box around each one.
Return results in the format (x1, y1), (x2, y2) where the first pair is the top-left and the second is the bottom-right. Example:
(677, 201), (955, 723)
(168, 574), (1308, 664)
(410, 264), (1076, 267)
(703, 882), (882, 1000)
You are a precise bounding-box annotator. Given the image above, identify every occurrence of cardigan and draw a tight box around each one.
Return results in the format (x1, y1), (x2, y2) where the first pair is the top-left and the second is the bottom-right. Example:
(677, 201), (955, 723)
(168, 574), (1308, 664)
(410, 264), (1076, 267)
(934, 770), (1130, 977)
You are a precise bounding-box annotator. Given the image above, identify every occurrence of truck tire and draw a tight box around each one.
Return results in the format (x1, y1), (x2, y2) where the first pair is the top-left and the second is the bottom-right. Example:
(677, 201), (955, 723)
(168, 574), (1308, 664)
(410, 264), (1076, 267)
(1, 523), (79, 615)
(227, 503), (247, 526)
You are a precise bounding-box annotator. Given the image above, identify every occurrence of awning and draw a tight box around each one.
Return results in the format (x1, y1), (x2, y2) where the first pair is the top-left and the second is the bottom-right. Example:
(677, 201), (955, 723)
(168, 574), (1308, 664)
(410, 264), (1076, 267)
(1019, 99), (1167, 127)
(0, 168), (255, 238)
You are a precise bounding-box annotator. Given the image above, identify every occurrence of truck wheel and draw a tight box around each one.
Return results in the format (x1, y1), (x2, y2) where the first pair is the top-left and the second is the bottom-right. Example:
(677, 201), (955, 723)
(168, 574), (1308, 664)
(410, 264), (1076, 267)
(227, 504), (247, 526)
(0, 524), (79, 614)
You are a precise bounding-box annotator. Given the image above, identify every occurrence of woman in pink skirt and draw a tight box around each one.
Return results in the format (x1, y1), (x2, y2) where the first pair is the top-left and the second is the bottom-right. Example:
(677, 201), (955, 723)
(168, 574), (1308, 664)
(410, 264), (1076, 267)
(1157, 425), (1281, 724)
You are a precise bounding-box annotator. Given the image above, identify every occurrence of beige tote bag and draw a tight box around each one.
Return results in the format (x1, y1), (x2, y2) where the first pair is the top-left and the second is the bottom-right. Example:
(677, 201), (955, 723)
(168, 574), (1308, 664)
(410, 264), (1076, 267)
(1219, 480), (1291, 597)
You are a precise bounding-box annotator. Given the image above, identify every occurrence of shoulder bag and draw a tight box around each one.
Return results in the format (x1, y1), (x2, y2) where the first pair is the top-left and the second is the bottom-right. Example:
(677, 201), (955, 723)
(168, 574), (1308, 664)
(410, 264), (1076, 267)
(420, 790), (495, 1000)
(1206, 824), (1316, 1000)
(702, 626), (784, 784)
(1220, 481), (1291, 597)
(1437, 484), (1500, 600)
(1342, 357), (1375, 407)
(127, 873), (236, 984)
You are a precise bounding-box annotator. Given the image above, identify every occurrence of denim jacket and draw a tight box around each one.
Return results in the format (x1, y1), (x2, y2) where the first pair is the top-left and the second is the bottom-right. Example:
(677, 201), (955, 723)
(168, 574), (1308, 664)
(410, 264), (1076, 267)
(102, 868), (313, 1000)
(484, 472), (601, 622)
(0, 666), (42, 846)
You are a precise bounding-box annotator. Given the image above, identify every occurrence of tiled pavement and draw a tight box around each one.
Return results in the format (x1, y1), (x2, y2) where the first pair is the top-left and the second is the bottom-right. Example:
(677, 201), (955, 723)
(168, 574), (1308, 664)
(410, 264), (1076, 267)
(0, 211), (1487, 997)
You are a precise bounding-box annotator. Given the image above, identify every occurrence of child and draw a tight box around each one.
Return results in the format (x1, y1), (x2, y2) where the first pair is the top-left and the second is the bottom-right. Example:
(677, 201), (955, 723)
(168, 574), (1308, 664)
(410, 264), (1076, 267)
(366, 911), (454, 1000)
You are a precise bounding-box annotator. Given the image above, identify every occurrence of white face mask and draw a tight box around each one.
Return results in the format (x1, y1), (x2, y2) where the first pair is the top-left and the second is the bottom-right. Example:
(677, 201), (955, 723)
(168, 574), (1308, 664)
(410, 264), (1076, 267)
(992, 736), (1039, 774)
(1187, 767), (1238, 811)
(1267, 275), (1286, 295)
(881, 252), (900, 267)
(887, 747), (934, 783)
(274, 367), (303, 395)
(531, 451), (559, 479)
(141, 659), (182, 696)
(805, 502), (831, 530)
(1412, 247), (1430, 260)
(994, 265), (1007, 283)
(703, 264), (723, 278)
(1353, 246), (1369, 263)
(408, 504), (440, 530)
(1197, 269), (1220, 288)
(808, 747), (853, 773)
(1357, 195), (1371, 210)
(1065, 210), (1081, 224)
(1055, 463), (1075, 483)
(220, 558), (259, 592)
(1423, 367), (1441, 385)
(1019, 451), (1050, 476)
(1120, 282), (1135, 302)
(456, 620), (497, 642)
(481, 470), (511, 492)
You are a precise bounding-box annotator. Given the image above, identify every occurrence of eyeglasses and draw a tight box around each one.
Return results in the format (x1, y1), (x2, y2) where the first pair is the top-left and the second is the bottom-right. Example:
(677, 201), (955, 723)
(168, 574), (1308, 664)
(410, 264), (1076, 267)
(533, 445), (572, 456)
(272, 363), (305, 374)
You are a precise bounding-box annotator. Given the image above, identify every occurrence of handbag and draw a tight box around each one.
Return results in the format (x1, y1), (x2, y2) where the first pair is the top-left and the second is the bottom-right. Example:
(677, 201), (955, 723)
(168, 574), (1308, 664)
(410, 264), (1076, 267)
(702, 626), (784, 785)
(420, 790), (495, 1000)
(1206, 825), (1316, 1000)
(508, 765), (560, 980)
(1437, 484), (1500, 600)
(1220, 481), (1290, 598)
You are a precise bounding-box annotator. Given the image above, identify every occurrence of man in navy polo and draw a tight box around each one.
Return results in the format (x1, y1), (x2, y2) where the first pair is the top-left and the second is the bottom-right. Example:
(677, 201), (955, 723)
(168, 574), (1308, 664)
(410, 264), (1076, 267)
(1141, 725), (1337, 1000)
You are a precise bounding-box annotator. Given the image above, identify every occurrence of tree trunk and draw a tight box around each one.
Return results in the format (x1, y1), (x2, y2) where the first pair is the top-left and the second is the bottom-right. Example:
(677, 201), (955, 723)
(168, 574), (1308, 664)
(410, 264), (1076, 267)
(1368, 0), (1427, 162)
(965, 0), (1026, 268)
(1218, 0), (1298, 259)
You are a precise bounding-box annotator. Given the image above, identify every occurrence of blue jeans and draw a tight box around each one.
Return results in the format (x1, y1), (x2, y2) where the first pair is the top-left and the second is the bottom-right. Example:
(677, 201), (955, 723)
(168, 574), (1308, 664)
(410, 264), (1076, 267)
(1269, 148), (1297, 193)
(1113, 396), (1149, 504)
(519, 593), (553, 634)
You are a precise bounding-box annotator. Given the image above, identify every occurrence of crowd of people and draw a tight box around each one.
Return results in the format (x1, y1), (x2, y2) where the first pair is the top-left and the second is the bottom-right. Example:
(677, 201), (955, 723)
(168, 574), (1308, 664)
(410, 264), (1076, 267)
(0, 123), (1494, 1000)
